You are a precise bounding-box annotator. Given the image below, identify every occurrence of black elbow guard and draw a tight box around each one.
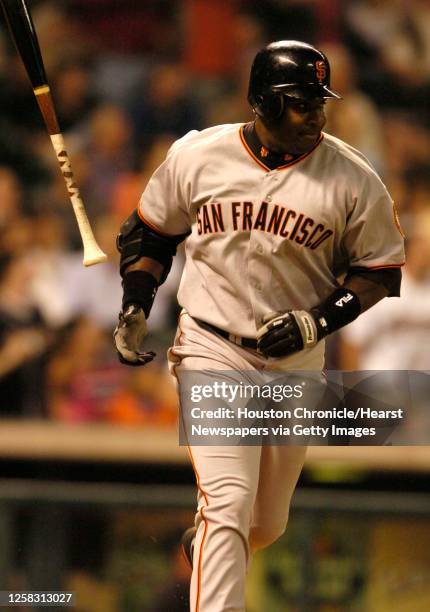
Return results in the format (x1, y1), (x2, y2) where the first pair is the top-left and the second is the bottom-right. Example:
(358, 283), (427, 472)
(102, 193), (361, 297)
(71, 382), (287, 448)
(116, 209), (189, 283)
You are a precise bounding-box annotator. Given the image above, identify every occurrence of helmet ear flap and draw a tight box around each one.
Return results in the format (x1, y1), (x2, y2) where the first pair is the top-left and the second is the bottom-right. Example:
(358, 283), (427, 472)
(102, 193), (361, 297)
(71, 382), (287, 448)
(251, 93), (284, 122)
(251, 94), (265, 117)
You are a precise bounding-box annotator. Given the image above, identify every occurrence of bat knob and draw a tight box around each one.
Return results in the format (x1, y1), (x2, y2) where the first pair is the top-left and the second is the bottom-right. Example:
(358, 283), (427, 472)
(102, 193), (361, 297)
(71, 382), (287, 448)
(83, 249), (109, 267)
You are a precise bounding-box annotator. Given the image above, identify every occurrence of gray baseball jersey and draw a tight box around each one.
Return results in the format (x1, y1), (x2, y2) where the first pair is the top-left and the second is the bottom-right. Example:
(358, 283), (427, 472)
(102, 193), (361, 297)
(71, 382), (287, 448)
(138, 123), (405, 337)
(136, 122), (405, 612)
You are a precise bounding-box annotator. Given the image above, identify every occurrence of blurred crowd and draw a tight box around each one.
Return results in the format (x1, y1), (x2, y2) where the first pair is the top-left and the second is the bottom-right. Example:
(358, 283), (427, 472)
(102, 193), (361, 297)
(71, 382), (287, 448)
(0, 0), (429, 423)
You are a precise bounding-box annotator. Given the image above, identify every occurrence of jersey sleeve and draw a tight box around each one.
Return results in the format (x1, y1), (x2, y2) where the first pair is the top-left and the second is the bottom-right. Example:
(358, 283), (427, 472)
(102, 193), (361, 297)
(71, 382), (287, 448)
(137, 146), (191, 236)
(341, 176), (405, 270)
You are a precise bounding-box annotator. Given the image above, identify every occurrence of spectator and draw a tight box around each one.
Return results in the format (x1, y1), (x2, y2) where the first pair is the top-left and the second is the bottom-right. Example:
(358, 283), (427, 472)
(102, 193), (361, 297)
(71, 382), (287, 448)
(50, 56), (100, 133)
(47, 317), (122, 422)
(72, 104), (135, 218)
(0, 254), (51, 417)
(129, 62), (203, 149)
(203, 62), (254, 127)
(110, 135), (176, 222)
(105, 364), (178, 427)
(339, 214), (430, 370)
(322, 43), (386, 173)
(67, 0), (179, 55)
(382, 115), (430, 186)
(344, 0), (430, 115)
(31, 1), (91, 73)
(403, 164), (430, 214)
(25, 212), (79, 328)
(0, 55), (50, 187)
(59, 214), (123, 330)
(0, 167), (34, 257)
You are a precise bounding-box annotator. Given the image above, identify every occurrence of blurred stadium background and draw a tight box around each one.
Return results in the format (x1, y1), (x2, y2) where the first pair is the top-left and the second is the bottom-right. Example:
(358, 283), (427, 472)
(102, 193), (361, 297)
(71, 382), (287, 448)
(0, 0), (429, 610)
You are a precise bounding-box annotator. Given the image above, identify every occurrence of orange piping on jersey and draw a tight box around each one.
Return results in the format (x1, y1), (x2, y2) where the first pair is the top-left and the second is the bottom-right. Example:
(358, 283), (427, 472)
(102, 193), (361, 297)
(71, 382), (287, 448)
(358, 262), (405, 270)
(171, 313), (209, 612)
(276, 133), (324, 169)
(392, 202), (406, 238)
(170, 310), (188, 391)
(239, 125), (270, 171)
(187, 446), (209, 612)
(238, 125), (324, 171)
(137, 207), (177, 237)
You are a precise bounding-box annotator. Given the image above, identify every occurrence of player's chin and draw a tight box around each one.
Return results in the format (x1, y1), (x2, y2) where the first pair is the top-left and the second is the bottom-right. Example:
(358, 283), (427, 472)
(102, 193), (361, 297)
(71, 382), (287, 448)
(293, 132), (321, 155)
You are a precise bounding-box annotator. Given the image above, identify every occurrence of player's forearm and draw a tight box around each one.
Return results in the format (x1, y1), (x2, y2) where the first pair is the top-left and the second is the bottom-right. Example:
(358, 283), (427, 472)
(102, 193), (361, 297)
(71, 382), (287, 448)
(309, 277), (388, 342)
(120, 257), (162, 318)
(124, 256), (164, 283)
(342, 275), (388, 313)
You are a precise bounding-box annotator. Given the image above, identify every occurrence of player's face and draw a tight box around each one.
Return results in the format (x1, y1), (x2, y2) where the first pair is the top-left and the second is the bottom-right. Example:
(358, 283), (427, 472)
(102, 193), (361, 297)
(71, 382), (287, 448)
(277, 97), (326, 155)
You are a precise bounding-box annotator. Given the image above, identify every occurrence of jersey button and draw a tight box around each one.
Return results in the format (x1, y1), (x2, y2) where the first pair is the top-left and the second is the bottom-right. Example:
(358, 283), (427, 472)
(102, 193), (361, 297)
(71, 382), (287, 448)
(256, 244), (264, 254)
(266, 195), (273, 202)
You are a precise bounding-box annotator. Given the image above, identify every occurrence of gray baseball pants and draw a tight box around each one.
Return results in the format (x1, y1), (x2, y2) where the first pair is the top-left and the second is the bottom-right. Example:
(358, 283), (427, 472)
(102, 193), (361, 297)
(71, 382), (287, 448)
(168, 313), (324, 612)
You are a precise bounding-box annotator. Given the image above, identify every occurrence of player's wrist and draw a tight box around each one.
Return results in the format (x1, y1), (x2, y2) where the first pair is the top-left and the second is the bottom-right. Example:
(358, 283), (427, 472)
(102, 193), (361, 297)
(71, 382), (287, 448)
(311, 287), (361, 337)
(122, 270), (158, 318)
(288, 310), (320, 348)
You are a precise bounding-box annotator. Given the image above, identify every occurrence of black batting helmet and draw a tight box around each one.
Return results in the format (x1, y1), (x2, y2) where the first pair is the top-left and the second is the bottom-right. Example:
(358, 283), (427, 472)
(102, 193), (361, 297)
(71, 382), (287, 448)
(248, 40), (341, 122)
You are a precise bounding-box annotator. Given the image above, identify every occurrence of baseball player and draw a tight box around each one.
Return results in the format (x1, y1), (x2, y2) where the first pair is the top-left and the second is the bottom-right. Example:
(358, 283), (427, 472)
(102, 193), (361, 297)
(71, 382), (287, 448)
(114, 41), (405, 612)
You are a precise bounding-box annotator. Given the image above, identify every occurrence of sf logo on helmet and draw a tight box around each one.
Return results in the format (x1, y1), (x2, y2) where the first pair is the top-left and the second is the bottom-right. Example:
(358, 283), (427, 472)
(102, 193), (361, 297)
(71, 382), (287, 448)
(315, 60), (326, 83)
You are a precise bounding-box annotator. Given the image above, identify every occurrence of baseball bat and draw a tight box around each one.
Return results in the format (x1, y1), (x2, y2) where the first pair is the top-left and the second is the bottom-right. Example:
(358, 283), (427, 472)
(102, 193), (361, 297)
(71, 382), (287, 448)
(0, 0), (108, 266)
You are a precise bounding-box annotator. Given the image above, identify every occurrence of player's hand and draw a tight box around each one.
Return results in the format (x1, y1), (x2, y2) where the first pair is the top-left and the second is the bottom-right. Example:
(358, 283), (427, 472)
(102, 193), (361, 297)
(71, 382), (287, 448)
(257, 310), (319, 358)
(113, 304), (156, 366)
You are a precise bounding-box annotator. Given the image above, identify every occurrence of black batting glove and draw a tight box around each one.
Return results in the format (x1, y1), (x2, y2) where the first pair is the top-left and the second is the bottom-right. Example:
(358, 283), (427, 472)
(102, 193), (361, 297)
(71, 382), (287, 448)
(257, 310), (326, 358)
(113, 304), (156, 366)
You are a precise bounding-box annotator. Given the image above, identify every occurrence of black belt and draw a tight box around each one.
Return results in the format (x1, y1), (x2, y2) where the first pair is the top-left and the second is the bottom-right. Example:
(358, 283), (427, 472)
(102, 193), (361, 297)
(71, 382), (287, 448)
(194, 318), (258, 350)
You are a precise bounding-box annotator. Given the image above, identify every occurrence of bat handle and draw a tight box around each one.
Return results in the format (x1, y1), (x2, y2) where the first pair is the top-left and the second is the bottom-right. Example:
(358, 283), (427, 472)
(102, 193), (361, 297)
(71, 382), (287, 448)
(34, 87), (107, 266)
(49, 133), (108, 267)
